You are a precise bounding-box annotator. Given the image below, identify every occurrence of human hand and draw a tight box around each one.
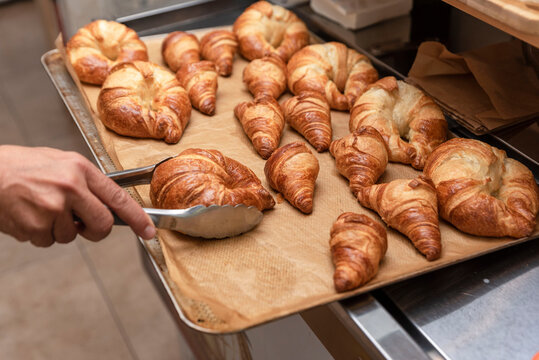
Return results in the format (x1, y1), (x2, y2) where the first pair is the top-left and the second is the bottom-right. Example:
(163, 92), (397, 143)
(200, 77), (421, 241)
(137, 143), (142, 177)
(0, 145), (156, 247)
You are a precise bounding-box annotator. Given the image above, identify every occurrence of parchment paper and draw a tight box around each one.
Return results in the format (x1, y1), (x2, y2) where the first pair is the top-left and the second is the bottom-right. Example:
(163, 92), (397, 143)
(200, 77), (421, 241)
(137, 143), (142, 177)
(58, 28), (539, 333)
(408, 40), (539, 135)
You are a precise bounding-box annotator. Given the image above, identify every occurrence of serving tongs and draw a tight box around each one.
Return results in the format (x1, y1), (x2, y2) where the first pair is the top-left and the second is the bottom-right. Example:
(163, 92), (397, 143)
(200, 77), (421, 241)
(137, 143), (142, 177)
(108, 157), (263, 239)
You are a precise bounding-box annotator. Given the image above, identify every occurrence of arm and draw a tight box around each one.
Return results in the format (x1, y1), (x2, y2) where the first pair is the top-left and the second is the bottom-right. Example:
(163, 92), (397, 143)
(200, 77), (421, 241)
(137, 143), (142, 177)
(0, 145), (156, 247)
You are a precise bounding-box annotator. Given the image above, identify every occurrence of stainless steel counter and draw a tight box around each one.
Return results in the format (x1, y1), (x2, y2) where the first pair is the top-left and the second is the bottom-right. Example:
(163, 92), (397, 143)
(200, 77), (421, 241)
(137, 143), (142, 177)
(51, 1), (539, 359)
(382, 239), (539, 360)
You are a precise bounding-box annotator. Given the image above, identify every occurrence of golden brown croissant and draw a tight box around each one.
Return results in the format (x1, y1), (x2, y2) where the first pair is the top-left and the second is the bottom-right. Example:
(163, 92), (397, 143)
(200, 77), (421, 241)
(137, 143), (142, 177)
(350, 76), (447, 170)
(264, 141), (319, 213)
(330, 212), (387, 292)
(200, 29), (238, 77)
(161, 31), (200, 72)
(243, 54), (287, 99)
(357, 176), (441, 261)
(233, 1), (309, 62)
(150, 148), (275, 211)
(282, 92), (332, 152)
(176, 60), (218, 116)
(97, 61), (191, 144)
(234, 94), (285, 159)
(66, 20), (148, 85)
(287, 42), (378, 110)
(424, 138), (539, 238)
(330, 126), (389, 196)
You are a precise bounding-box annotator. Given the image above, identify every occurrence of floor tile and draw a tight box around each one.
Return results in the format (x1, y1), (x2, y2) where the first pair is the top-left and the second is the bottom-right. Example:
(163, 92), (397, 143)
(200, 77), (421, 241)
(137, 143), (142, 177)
(80, 227), (195, 360)
(0, 66), (81, 148)
(0, 92), (26, 146)
(0, 246), (134, 360)
(0, 1), (51, 81)
(0, 232), (78, 275)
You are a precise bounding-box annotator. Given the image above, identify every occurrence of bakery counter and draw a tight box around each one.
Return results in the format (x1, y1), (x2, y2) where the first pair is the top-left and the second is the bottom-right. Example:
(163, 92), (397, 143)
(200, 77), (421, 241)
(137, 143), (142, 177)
(49, 1), (538, 359)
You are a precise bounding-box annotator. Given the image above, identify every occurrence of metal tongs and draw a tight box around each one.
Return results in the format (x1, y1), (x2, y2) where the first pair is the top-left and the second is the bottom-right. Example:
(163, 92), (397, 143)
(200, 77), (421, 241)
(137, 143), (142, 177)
(109, 157), (263, 239)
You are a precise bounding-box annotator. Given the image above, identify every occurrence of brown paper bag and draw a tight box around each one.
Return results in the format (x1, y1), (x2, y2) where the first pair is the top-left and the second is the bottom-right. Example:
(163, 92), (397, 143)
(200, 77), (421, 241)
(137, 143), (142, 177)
(408, 40), (539, 134)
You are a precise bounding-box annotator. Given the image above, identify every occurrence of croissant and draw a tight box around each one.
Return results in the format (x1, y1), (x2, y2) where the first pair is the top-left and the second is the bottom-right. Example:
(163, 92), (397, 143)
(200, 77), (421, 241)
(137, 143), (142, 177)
(330, 212), (387, 292)
(176, 60), (218, 116)
(161, 31), (200, 72)
(282, 92), (332, 152)
(357, 176), (442, 261)
(66, 20), (148, 85)
(243, 54), (287, 99)
(350, 76), (447, 170)
(150, 148), (275, 211)
(264, 141), (319, 213)
(330, 126), (389, 196)
(200, 29), (238, 77)
(97, 61), (191, 144)
(234, 94), (285, 159)
(424, 138), (539, 238)
(287, 42), (378, 110)
(233, 1), (309, 62)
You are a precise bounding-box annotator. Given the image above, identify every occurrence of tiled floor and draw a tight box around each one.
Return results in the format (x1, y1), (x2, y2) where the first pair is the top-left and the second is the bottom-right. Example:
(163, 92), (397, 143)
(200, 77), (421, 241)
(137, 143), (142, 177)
(0, 1), (194, 359)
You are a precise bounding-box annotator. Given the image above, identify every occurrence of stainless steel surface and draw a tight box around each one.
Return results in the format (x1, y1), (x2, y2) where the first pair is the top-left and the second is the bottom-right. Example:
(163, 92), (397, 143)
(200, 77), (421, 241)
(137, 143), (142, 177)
(106, 156), (172, 187)
(380, 239), (539, 360)
(141, 205), (263, 239)
(329, 298), (435, 360)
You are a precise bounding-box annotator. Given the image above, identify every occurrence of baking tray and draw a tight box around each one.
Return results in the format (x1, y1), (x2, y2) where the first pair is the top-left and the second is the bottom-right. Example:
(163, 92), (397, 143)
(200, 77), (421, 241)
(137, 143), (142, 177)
(42, 32), (539, 334)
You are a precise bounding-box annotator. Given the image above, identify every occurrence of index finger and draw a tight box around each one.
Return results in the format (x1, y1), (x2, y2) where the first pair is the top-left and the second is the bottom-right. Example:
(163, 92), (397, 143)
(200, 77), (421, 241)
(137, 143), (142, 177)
(85, 165), (156, 240)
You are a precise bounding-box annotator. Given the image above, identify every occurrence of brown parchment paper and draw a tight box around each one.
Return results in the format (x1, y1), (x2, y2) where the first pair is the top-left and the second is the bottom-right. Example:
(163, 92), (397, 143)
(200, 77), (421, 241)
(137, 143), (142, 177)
(408, 40), (539, 135)
(58, 28), (539, 333)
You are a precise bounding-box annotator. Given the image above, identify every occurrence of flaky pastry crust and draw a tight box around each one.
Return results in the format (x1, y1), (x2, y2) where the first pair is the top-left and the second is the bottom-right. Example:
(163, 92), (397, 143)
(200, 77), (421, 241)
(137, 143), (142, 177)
(357, 176), (442, 261)
(66, 20), (148, 85)
(150, 148), (275, 211)
(264, 141), (319, 213)
(233, 1), (309, 62)
(330, 126), (389, 196)
(330, 212), (387, 292)
(350, 76), (447, 170)
(287, 42), (378, 110)
(97, 61), (191, 144)
(200, 29), (238, 77)
(423, 138), (539, 238)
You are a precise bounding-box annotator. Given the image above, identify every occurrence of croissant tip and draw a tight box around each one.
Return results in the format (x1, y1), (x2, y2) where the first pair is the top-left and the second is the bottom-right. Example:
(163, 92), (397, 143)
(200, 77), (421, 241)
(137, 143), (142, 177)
(333, 274), (354, 293)
(163, 131), (181, 144)
(217, 65), (232, 77)
(423, 249), (441, 261)
(200, 99), (216, 116)
(313, 143), (329, 152)
(297, 199), (313, 214)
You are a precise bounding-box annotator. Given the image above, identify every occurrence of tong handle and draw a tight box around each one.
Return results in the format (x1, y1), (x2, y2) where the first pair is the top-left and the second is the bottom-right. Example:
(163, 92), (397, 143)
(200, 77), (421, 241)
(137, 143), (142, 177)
(111, 208), (163, 227)
(106, 156), (173, 187)
(76, 157), (174, 227)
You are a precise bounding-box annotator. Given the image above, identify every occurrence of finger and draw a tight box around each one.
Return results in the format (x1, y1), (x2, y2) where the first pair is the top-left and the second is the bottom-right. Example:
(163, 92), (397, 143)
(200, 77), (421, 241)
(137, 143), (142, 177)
(85, 168), (155, 239)
(23, 208), (55, 248)
(72, 191), (114, 242)
(53, 211), (78, 244)
(29, 229), (55, 248)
